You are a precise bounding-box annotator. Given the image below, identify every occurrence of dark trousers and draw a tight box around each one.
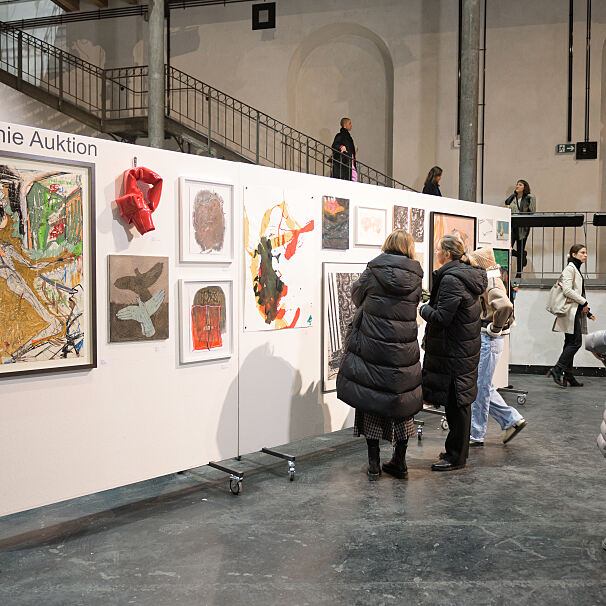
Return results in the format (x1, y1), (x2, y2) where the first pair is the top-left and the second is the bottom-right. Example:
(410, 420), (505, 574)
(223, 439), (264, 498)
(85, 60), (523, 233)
(513, 236), (528, 276)
(555, 308), (583, 374)
(444, 385), (471, 466)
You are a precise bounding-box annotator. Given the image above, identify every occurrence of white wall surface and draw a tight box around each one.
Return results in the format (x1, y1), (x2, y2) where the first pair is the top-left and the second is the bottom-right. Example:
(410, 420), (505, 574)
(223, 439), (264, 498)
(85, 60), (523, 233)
(0, 120), (509, 516)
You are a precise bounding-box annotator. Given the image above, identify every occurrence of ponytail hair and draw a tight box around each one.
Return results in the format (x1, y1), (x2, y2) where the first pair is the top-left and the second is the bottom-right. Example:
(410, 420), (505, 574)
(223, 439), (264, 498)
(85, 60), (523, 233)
(439, 234), (470, 264)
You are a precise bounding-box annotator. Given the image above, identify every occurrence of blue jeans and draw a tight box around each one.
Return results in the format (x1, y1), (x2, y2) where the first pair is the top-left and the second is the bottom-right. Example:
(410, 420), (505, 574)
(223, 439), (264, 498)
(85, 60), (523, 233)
(470, 333), (523, 442)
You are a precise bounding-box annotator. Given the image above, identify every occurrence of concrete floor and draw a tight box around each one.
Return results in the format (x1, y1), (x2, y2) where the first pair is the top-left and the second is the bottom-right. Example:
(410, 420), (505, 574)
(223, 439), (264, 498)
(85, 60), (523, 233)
(1, 374), (605, 606)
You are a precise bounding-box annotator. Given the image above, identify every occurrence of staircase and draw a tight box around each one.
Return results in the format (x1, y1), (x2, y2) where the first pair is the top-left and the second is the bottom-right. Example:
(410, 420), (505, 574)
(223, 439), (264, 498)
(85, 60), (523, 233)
(0, 22), (416, 191)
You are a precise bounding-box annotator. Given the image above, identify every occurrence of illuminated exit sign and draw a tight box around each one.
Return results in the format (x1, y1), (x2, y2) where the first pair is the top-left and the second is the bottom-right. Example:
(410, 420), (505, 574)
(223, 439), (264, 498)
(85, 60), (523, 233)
(556, 143), (575, 154)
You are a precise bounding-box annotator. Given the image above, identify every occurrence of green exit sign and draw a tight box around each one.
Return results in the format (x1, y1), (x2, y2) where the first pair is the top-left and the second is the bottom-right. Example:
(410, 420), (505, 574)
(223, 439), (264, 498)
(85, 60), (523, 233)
(556, 143), (575, 154)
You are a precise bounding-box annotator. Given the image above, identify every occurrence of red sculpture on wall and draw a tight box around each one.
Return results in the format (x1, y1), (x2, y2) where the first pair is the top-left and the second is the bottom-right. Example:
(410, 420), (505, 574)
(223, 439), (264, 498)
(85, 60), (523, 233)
(115, 167), (163, 235)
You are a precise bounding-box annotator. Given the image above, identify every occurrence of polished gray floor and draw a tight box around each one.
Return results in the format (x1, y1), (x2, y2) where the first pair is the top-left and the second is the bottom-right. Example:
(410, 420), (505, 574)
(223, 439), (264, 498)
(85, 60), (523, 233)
(1, 374), (605, 606)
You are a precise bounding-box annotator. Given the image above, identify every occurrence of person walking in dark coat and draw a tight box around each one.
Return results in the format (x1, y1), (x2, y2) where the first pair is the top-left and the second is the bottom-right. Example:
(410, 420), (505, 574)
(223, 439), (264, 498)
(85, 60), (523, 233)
(420, 235), (487, 471)
(422, 166), (443, 196)
(337, 230), (424, 479)
(331, 117), (356, 181)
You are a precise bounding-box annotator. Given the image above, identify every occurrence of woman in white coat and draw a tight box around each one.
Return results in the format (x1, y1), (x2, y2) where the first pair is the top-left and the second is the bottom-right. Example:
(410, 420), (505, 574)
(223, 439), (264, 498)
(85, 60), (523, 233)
(547, 244), (596, 387)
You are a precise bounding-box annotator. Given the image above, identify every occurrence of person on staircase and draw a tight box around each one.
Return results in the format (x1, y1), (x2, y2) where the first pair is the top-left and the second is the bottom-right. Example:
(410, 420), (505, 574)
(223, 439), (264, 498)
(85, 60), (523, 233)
(330, 118), (357, 181)
(337, 229), (424, 480)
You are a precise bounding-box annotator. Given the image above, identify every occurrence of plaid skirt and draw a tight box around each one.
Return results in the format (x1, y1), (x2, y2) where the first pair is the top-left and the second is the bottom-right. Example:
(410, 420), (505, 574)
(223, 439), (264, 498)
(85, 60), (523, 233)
(353, 409), (415, 442)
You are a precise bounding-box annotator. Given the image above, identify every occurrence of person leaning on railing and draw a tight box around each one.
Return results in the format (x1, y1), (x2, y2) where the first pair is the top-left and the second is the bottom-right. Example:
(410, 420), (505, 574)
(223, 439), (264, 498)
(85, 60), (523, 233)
(505, 179), (535, 278)
(330, 117), (357, 181)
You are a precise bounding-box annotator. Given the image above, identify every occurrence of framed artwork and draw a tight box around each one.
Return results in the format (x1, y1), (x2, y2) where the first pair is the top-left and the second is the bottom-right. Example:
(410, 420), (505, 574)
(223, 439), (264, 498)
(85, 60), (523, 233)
(410, 208), (425, 243)
(429, 212), (476, 284)
(478, 217), (494, 244)
(322, 262), (367, 392)
(392, 205), (408, 231)
(179, 279), (233, 364)
(354, 206), (387, 247)
(244, 186), (315, 331)
(493, 248), (511, 299)
(0, 152), (97, 378)
(179, 177), (233, 263)
(322, 195), (349, 249)
(496, 220), (510, 242)
(108, 255), (169, 342)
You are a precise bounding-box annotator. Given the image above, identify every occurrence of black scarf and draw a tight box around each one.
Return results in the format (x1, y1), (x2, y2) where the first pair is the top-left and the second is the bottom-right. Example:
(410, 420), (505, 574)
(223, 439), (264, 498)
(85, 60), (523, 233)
(569, 256), (585, 297)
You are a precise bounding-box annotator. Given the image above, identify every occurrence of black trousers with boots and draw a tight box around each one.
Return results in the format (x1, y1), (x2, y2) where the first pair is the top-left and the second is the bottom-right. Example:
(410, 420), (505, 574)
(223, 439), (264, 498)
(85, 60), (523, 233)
(444, 384), (471, 466)
(554, 307), (583, 375)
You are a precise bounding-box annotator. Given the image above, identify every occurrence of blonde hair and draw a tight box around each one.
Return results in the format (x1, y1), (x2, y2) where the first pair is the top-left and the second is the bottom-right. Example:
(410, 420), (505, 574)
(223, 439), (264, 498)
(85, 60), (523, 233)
(439, 234), (470, 264)
(468, 246), (497, 269)
(382, 229), (416, 260)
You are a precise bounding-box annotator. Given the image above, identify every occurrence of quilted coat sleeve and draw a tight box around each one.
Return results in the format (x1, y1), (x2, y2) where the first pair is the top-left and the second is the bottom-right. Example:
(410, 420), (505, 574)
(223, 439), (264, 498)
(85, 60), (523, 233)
(420, 276), (462, 328)
(351, 269), (372, 308)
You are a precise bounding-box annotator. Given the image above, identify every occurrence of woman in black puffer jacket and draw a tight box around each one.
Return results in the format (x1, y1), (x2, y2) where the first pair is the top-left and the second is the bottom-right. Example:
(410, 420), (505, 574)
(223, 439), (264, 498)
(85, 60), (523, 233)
(337, 229), (423, 479)
(420, 234), (487, 472)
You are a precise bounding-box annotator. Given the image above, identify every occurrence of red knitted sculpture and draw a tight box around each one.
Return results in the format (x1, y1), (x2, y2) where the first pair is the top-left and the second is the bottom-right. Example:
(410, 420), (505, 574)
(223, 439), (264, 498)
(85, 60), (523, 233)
(115, 167), (163, 235)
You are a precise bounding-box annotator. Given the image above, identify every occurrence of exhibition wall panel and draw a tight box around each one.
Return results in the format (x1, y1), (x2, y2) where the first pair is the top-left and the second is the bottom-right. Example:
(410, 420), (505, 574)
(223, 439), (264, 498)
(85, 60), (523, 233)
(0, 121), (510, 515)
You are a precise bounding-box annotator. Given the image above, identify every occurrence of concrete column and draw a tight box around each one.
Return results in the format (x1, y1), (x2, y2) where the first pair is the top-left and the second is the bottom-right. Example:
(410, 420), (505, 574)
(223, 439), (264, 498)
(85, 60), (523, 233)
(148, 0), (165, 149)
(458, 0), (480, 202)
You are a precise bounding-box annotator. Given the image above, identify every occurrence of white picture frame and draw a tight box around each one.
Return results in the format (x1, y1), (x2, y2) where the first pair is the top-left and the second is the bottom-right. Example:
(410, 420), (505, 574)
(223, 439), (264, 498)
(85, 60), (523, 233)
(354, 206), (387, 247)
(179, 279), (233, 364)
(179, 177), (233, 263)
(477, 217), (495, 244)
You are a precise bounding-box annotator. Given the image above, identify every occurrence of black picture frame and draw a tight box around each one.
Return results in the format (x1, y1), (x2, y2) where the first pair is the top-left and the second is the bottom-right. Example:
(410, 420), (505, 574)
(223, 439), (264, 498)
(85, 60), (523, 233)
(252, 2), (276, 30)
(0, 151), (97, 378)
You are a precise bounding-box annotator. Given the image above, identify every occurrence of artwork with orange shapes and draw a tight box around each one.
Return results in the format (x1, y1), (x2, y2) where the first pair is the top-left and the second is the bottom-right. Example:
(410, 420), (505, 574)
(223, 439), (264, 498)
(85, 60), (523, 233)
(244, 187), (315, 331)
(179, 279), (232, 363)
(354, 206), (387, 247)
(0, 153), (96, 377)
(322, 195), (349, 249)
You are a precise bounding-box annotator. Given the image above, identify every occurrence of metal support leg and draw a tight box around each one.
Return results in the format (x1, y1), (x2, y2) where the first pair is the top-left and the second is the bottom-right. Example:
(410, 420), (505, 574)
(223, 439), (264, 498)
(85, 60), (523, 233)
(208, 461), (245, 495)
(261, 447), (296, 481)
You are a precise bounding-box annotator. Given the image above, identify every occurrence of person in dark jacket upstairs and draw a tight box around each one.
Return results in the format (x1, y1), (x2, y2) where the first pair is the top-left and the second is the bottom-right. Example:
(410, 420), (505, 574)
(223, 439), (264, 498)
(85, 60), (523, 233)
(337, 229), (424, 480)
(331, 117), (356, 181)
(422, 166), (442, 196)
(420, 234), (487, 472)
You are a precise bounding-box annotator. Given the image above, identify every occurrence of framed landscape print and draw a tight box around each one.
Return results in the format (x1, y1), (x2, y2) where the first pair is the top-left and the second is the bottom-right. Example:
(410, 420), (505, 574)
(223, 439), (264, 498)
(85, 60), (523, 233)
(493, 248), (511, 299)
(0, 152), (97, 377)
(180, 178), (233, 263)
(322, 262), (367, 392)
(429, 212), (476, 285)
(179, 279), (233, 364)
(354, 206), (387, 247)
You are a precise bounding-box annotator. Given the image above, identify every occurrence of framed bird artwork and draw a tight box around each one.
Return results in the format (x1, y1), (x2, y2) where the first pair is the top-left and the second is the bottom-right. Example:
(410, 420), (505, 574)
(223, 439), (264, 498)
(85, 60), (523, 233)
(108, 255), (169, 342)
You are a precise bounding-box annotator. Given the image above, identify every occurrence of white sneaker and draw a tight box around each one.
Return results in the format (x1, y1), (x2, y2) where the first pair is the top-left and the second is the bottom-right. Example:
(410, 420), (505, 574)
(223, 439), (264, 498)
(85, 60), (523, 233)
(503, 419), (527, 444)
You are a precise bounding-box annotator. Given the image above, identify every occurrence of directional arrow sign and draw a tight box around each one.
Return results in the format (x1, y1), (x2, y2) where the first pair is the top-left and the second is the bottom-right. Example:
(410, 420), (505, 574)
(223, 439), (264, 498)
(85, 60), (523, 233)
(556, 143), (575, 154)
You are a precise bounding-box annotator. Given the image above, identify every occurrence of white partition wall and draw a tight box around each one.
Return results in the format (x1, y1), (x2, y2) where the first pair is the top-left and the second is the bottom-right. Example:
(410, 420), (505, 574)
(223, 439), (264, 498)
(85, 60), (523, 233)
(0, 122), (510, 516)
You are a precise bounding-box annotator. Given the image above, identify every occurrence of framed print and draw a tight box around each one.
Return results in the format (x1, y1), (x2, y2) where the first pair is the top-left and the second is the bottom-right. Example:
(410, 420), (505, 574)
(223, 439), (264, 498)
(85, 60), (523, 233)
(354, 206), (387, 247)
(0, 152), (96, 377)
(493, 248), (511, 299)
(410, 208), (425, 243)
(322, 195), (349, 249)
(496, 220), (510, 242)
(477, 217), (494, 244)
(179, 279), (233, 364)
(179, 177), (233, 263)
(392, 205), (408, 231)
(322, 262), (367, 392)
(429, 212), (476, 285)
(109, 255), (169, 342)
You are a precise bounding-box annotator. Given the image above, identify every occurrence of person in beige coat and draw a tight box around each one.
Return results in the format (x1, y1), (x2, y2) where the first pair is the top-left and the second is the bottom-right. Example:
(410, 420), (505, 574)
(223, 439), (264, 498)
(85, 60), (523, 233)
(548, 244), (596, 387)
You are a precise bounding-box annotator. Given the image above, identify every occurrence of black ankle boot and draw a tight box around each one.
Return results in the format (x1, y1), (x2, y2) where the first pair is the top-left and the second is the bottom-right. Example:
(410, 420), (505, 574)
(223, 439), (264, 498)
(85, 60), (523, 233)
(382, 439), (408, 479)
(547, 367), (565, 388)
(366, 439), (381, 479)
(564, 373), (583, 387)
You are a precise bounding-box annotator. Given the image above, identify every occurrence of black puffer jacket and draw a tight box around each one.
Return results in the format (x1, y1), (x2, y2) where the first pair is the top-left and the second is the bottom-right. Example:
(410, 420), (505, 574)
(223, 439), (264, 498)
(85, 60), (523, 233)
(336, 252), (424, 419)
(420, 261), (487, 407)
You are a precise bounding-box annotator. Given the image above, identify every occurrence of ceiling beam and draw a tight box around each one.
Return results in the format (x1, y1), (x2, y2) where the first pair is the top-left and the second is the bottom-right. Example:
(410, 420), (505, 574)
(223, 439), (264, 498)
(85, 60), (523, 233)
(91, 0), (109, 7)
(50, 0), (80, 11)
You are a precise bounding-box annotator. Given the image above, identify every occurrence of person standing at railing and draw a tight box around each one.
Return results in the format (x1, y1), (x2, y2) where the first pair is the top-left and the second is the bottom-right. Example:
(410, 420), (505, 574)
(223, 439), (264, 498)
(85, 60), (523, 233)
(422, 166), (443, 196)
(504, 179), (535, 278)
(330, 118), (356, 181)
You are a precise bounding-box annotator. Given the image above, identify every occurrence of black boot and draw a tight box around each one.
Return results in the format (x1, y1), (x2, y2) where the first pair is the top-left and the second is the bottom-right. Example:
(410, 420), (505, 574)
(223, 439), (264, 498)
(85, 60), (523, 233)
(382, 439), (408, 479)
(547, 367), (565, 388)
(564, 373), (583, 387)
(366, 439), (381, 479)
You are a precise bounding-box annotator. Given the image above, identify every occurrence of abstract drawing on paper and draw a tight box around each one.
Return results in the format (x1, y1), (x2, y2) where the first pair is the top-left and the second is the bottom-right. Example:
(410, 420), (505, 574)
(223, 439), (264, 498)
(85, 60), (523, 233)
(322, 195), (349, 249)
(354, 206), (387, 246)
(478, 217), (494, 244)
(244, 187), (315, 331)
(393, 205), (408, 231)
(0, 154), (95, 376)
(179, 279), (232, 363)
(410, 208), (425, 242)
(180, 178), (233, 262)
(109, 255), (169, 342)
(323, 262), (367, 392)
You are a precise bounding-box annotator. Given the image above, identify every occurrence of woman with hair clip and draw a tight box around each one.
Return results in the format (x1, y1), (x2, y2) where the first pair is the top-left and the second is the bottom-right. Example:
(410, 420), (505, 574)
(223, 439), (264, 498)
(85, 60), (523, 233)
(422, 166), (443, 196)
(505, 179), (536, 277)
(337, 230), (424, 480)
(420, 235), (487, 471)
(548, 244), (596, 387)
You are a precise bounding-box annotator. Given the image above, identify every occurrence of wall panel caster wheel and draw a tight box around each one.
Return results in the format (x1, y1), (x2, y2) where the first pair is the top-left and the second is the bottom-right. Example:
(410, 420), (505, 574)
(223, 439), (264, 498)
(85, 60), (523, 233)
(517, 395), (526, 405)
(229, 478), (242, 495)
(440, 418), (449, 431)
(288, 460), (295, 481)
(417, 426), (423, 441)
(289, 470), (295, 481)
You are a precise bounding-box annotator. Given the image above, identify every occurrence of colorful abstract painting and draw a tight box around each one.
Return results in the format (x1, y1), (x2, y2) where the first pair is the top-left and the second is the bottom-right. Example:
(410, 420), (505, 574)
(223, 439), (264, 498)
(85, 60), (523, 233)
(493, 248), (511, 299)
(496, 220), (510, 241)
(354, 206), (387, 246)
(410, 208), (425, 242)
(429, 212), (476, 284)
(109, 255), (169, 342)
(322, 195), (349, 249)
(0, 153), (96, 377)
(478, 217), (494, 244)
(179, 279), (232, 363)
(244, 187), (315, 331)
(180, 178), (233, 262)
(393, 205), (408, 231)
(323, 262), (367, 392)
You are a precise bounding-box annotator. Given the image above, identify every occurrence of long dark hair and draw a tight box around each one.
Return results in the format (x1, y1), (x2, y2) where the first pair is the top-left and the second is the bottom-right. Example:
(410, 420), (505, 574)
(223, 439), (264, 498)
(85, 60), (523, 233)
(425, 166), (443, 186)
(517, 179), (530, 197)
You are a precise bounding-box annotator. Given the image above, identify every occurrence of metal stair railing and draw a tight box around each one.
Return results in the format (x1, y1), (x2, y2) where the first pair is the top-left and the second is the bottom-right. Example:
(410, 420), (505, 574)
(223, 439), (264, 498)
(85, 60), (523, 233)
(0, 21), (417, 191)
